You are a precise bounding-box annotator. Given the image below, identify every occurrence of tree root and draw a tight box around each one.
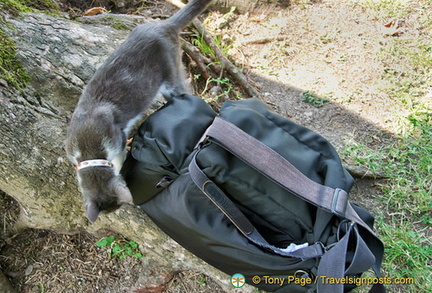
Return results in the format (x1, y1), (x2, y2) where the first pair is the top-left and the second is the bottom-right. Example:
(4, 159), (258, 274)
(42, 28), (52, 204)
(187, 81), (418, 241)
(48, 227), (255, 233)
(181, 40), (213, 80)
(343, 164), (389, 179)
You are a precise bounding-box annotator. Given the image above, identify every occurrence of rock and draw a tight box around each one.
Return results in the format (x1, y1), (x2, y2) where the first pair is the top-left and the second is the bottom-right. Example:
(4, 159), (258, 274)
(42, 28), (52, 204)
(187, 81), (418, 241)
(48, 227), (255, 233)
(0, 270), (16, 293)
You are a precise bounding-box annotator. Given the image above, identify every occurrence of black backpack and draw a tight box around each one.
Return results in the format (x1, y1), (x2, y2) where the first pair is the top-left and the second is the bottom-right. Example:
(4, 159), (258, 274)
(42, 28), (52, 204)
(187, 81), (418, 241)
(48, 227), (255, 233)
(122, 94), (385, 293)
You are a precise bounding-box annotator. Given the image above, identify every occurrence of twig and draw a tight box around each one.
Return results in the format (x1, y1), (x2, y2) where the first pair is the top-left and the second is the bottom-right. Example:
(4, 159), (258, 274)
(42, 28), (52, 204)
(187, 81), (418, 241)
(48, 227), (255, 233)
(167, 0), (259, 98)
(240, 35), (290, 45)
(181, 40), (224, 81)
(181, 40), (211, 79)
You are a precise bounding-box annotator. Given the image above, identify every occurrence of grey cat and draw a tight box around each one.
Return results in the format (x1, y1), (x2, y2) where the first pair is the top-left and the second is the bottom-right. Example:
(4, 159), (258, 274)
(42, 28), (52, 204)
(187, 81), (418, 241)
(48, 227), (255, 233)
(65, 0), (212, 222)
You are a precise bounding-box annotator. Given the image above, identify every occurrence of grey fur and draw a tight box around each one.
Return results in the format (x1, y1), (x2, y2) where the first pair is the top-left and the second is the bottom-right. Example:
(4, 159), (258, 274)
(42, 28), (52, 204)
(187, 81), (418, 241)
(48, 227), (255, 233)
(66, 0), (212, 222)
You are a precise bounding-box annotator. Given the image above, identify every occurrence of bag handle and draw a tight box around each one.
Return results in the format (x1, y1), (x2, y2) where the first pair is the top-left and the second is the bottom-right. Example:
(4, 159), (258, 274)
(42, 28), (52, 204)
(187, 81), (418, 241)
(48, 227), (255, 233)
(317, 222), (386, 293)
(203, 117), (378, 235)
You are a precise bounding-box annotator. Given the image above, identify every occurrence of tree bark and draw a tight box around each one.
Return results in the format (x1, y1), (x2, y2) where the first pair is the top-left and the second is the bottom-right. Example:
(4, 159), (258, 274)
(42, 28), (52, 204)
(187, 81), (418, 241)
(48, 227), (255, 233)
(0, 12), (247, 290)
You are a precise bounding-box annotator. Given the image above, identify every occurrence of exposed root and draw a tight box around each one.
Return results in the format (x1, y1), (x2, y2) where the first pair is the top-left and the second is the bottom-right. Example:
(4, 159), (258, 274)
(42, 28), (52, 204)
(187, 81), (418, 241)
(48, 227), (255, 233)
(344, 164), (389, 179)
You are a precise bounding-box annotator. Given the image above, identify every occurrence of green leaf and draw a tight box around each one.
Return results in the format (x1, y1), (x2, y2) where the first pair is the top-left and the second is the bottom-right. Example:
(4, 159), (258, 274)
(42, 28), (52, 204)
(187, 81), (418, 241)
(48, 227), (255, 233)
(112, 244), (123, 255)
(96, 236), (115, 248)
(134, 253), (143, 259)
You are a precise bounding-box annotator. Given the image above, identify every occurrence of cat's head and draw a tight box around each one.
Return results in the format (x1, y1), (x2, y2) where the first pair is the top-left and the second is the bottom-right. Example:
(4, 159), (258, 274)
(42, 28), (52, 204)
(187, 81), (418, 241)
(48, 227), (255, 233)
(65, 104), (132, 221)
(76, 165), (132, 222)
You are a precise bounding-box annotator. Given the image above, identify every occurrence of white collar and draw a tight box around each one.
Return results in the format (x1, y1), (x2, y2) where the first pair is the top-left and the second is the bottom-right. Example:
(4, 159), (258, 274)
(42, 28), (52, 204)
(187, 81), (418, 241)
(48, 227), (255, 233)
(75, 159), (114, 171)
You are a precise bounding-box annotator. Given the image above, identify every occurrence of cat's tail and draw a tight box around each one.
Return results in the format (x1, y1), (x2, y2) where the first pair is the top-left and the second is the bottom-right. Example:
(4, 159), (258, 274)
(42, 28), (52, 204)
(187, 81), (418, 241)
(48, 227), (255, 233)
(166, 0), (212, 31)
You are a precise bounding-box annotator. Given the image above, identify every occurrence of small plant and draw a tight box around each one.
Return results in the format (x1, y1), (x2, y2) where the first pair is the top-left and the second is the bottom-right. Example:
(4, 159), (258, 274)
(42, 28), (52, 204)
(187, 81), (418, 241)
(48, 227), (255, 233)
(198, 275), (207, 286)
(96, 235), (143, 259)
(212, 77), (233, 96)
(191, 33), (232, 62)
(39, 282), (46, 293)
(201, 77), (235, 102)
(301, 91), (330, 107)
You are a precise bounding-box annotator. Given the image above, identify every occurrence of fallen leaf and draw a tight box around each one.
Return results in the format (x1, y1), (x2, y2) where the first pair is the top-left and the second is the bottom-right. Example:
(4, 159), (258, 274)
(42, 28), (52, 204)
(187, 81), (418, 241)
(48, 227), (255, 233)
(384, 18), (398, 28)
(381, 18), (401, 36)
(84, 7), (108, 16)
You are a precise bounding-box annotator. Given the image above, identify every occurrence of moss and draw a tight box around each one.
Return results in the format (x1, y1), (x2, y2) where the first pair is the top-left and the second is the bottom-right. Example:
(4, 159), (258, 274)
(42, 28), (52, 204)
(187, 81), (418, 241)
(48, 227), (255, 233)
(0, 0), (60, 89)
(99, 15), (136, 31)
(0, 0), (60, 15)
(110, 20), (130, 30)
(0, 27), (31, 89)
(0, 0), (33, 14)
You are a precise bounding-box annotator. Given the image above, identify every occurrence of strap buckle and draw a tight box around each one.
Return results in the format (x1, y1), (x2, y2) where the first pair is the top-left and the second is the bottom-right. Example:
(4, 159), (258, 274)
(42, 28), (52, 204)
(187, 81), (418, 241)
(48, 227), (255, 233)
(331, 188), (348, 217)
(194, 132), (210, 149)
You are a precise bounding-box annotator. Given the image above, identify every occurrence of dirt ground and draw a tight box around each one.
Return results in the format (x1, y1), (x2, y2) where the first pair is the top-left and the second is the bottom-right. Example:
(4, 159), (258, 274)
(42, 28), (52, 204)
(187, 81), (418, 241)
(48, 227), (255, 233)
(1, 0), (429, 292)
(0, 189), (227, 293)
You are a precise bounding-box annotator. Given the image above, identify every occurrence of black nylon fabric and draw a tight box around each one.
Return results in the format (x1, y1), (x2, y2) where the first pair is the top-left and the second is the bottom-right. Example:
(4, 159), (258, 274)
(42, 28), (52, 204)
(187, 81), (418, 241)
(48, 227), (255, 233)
(219, 98), (354, 191)
(140, 174), (317, 292)
(122, 94), (216, 204)
(123, 94), (382, 292)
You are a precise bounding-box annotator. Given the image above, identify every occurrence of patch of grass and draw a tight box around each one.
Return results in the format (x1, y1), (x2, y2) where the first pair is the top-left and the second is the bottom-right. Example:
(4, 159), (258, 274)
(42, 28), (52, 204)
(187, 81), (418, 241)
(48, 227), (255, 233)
(0, 27), (31, 89)
(344, 116), (432, 292)
(379, 39), (432, 126)
(348, 3), (432, 290)
(367, 1), (432, 135)
(353, 0), (412, 18)
(376, 219), (431, 287)
(301, 91), (330, 107)
(96, 235), (143, 260)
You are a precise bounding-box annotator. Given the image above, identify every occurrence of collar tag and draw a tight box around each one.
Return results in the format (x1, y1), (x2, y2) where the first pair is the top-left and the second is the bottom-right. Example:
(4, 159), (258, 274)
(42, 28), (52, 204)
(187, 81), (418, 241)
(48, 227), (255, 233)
(75, 159), (114, 171)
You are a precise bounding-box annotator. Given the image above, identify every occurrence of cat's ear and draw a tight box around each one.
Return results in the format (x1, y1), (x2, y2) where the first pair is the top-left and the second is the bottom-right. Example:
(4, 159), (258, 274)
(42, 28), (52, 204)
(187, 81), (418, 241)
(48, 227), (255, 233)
(86, 201), (101, 223)
(110, 176), (133, 205)
(115, 182), (133, 204)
